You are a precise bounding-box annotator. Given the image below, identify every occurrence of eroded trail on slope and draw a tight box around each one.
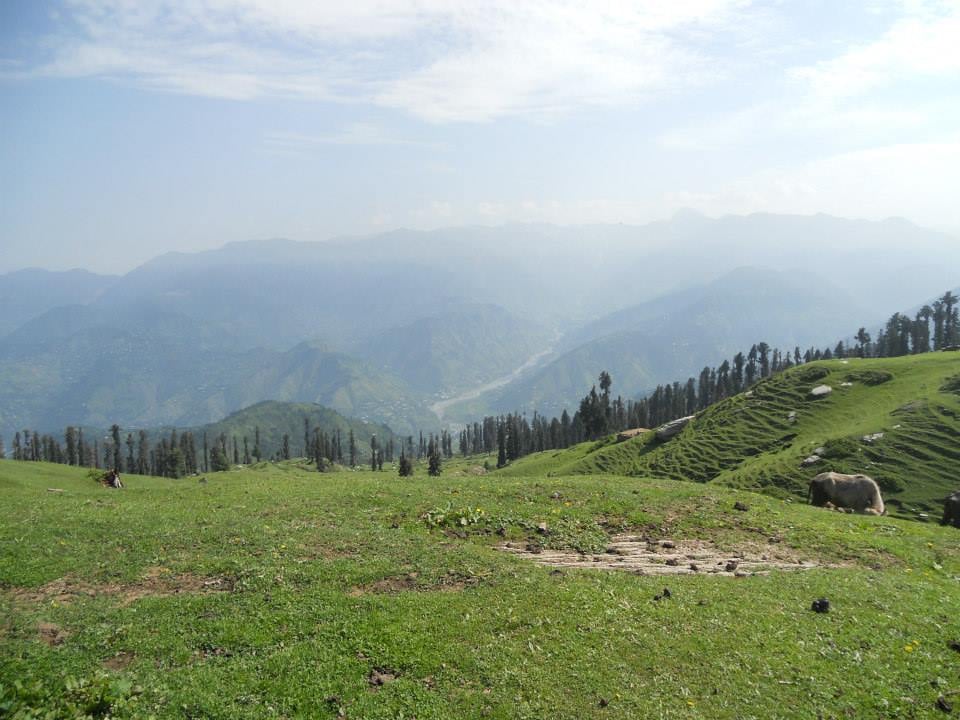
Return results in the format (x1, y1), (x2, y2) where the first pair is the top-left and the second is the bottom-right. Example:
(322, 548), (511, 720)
(500, 535), (837, 576)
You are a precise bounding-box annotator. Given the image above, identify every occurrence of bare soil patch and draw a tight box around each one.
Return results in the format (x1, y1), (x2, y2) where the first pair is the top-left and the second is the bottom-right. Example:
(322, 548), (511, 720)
(37, 621), (68, 646)
(7, 567), (233, 608)
(103, 651), (136, 670)
(500, 535), (836, 576)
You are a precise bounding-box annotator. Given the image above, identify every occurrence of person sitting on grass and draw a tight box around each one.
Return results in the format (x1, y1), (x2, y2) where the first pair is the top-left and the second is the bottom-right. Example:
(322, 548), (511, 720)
(101, 468), (123, 489)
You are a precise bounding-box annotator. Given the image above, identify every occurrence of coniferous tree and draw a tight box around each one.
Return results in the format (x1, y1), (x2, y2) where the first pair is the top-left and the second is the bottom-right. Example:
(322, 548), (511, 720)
(496, 423), (507, 468)
(65, 426), (78, 466)
(137, 431), (149, 475)
(944, 291), (960, 346)
(427, 442), (442, 476)
(126, 433), (135, 472)
(398, 451), (413, 477)
(253, 426), (262, 462)
(110, 424), (122, 471)
(348, 429), (357, 467)
(0, 435), (5, 460)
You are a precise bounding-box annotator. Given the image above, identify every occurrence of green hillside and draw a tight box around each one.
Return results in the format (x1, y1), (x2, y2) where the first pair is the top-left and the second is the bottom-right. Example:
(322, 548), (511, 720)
(196, 401), (395, 461)
(2, 460), (959, 718)
(502, 353), (960, 518)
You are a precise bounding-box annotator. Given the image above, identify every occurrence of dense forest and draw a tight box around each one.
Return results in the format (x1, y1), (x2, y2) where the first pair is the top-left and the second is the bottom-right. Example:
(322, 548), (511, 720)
(2, 291), (957, 476)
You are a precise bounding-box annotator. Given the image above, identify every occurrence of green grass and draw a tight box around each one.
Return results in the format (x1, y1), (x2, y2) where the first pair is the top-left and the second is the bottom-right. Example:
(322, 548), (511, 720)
(505, 354), (960, 518)
(2, 459), (959, 719)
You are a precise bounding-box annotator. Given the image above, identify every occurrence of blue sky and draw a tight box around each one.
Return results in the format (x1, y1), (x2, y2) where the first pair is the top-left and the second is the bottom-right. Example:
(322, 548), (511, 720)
(1, 0), (959, 273)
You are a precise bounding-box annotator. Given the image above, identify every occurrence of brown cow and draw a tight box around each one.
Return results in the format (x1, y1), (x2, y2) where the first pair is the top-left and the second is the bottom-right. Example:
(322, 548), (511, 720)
(808, 472), (884, 515)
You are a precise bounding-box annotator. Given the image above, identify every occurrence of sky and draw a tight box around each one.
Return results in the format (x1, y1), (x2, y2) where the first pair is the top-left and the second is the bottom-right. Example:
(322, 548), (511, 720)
(1, 0), (959, 274)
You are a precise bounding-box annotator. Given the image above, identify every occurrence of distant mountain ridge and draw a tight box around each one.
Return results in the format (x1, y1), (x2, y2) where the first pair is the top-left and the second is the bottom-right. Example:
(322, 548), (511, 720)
(1, 212), (957, 438)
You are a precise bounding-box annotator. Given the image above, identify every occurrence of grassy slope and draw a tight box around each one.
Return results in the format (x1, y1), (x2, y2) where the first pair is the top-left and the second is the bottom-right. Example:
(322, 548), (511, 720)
(504, 354), (960, 518)
(2, 460), (959, 719)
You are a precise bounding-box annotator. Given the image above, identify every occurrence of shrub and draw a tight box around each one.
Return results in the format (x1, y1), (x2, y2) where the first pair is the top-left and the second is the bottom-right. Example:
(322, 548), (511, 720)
(845, 370), (893, 386)
(796, 366), (830, 382)
(940, 374), (960, 396)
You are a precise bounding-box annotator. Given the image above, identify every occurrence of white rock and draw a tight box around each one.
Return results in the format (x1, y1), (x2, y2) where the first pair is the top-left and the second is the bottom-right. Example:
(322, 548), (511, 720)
(809, 385), (833, 398)
(655, 415), (695, 441)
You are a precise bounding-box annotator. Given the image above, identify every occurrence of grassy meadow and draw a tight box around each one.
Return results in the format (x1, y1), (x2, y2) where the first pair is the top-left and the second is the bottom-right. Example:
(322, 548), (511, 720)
(2, 456), (959, 719)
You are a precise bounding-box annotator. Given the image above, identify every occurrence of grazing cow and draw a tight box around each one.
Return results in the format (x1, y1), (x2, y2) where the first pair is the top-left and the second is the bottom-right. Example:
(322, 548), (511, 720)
(942, 491), (960, 528)
(808, 472), (885, 515)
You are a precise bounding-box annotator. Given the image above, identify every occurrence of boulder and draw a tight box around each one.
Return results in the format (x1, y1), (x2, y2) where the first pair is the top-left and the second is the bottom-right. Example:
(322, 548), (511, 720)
(862, 432), (884, 443)
(616, 427), (649, 442)
(809, 385), (833, 398)
(655, 415), (694, 441)
(800, 455), (821, 467)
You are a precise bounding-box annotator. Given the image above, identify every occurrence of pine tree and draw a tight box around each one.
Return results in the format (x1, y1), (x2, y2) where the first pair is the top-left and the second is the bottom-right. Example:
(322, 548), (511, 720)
(137, 431), (149, 475)
(126, 433), (135, 472)
(110, 424), (122, 471)
(398, 451), (413, 477)
(427, 443), (442, 476)
(496, 423), (507, 468)
(64, 426), (77, 466)
(348, 429), (357, 467)
(253, 427), (262, 462)
(0, 435), (5, 460)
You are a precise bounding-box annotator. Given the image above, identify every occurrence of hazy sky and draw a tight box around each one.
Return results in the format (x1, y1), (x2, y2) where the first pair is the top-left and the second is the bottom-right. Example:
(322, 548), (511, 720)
(1, 0), (959, 274)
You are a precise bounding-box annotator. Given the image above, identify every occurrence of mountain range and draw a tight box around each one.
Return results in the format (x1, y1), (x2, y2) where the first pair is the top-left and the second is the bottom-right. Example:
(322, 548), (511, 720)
(1, 212), (957, 439)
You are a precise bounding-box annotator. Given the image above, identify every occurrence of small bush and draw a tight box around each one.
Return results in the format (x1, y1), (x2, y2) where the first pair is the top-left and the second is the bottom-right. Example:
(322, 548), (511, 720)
(820, 437), (859, 459)
(422, 504), (486, 528)
(845, 370), (893, 386)
(796, 366), (830, 382)
(940, 374), (960, 396)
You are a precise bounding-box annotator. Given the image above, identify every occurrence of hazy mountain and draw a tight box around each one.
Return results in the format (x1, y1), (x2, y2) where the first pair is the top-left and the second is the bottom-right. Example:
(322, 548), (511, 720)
(0, 314), (433, 439)
(79, 213), (960, 349)
(2, 213), (956, 438)
(352, 304), (552, 394)
(196, 400), (395, 462)
(0, 268), (117, 338)
(443, 267), (874, 419)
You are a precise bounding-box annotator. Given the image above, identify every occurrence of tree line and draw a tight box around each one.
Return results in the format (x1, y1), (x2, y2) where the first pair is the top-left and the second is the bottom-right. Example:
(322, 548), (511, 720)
(3, 290), (957, 477)
(451, 289), (960, 469)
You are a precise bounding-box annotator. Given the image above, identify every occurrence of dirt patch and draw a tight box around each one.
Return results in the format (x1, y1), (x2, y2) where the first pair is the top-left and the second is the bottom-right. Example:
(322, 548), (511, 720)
(500, 535), (834, 576)
(103, 651), (135, 670)
(37, 621), (68, 646)
(368, 668), (399, 689)
(7, 567), (233, 608)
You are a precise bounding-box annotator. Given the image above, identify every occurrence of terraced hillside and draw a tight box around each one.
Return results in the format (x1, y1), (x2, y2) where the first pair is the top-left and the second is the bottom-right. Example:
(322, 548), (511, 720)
(502, 353), (960, 518)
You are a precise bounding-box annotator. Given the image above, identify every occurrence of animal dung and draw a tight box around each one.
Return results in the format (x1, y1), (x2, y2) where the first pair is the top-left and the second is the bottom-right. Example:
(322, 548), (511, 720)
(811, 598), (830, 613)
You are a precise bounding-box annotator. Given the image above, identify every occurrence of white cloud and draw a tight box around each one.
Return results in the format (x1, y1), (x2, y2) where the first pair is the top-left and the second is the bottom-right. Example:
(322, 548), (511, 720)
(657, 1), (960, 152)
(791, 1), (960, 101)
(662, 140), (960, 228)
(12, 0), (750, 121)
(263, 124), (444, 149)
